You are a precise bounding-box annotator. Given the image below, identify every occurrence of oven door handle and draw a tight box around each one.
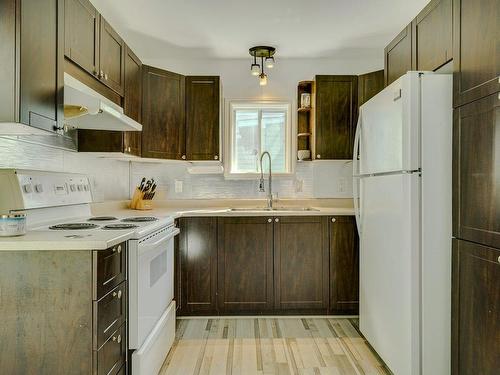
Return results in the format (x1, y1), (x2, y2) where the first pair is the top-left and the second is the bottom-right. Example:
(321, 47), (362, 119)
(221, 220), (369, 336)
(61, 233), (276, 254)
(138, 228), (180, 255)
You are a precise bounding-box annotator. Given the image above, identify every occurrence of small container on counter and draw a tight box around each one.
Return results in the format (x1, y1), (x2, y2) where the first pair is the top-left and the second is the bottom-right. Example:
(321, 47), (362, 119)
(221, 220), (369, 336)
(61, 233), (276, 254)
(0, 214), (27, 237)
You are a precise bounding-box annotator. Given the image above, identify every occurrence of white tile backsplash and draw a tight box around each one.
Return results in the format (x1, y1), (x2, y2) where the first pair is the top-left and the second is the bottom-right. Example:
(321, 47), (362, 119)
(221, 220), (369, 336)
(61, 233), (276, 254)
(0, 137), (353, 201)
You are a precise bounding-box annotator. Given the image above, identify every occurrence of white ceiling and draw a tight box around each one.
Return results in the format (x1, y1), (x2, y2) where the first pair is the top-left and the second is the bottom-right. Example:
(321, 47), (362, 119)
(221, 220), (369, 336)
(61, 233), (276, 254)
(92, 0), (428, 60)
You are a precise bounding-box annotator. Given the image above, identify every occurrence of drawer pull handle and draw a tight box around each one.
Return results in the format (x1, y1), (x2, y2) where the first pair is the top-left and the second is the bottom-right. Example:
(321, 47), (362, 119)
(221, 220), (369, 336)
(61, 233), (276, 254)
(113, 290), (122, 299)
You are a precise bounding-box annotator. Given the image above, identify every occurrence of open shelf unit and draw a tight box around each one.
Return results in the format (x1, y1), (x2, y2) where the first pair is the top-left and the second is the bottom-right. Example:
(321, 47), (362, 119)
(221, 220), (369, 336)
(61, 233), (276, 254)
(297, 80), (315, 161)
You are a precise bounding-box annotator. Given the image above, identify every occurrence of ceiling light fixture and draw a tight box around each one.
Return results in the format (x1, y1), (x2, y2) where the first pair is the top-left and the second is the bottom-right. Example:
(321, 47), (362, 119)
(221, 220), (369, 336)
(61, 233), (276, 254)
(249, 46), (276, 85)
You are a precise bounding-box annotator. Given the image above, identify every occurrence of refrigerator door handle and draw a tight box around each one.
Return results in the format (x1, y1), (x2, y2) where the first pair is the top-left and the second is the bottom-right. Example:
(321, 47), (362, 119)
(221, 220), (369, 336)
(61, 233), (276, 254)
(353, 113), (362, 234)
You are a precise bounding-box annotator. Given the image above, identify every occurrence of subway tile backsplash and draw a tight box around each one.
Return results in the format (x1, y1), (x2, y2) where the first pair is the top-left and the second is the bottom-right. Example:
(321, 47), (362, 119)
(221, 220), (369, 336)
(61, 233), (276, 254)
(0, 137), (353, 201)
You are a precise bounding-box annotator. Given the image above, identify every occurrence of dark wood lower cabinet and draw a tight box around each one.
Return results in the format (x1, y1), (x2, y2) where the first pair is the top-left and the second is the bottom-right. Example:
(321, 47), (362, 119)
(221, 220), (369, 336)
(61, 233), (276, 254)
(329, 216), (359, 315)
(217, 217), (274, 313)
(274, 216), (329, 312)
(177, 217), (218, 315)
(452, 239), (500, 375)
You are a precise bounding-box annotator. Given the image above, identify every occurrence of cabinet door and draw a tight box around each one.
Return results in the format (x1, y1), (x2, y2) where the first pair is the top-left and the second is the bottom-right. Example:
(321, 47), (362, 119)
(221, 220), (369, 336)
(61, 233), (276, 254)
(384, 24), (413, 86)
(217, 217), (274, 313)
(453, 93), (500, 248)
(123, 46), (142, 156)
(453, 0), (499, 107)
(64, 0), (99, 77)
(20, 0), (62, 132)
(274, 216), (329, 312)
(99, 17), (125, 95)
(315, 75), (358, 160)
(141, 65), (185, 159)
(185, 76), (220, 161)
(358, 70), (384, 106)
(452, 239), (500, 375)
(413, 0), (452, 72)
(178, 217), (217, 315)
(329, 216), (359, 315)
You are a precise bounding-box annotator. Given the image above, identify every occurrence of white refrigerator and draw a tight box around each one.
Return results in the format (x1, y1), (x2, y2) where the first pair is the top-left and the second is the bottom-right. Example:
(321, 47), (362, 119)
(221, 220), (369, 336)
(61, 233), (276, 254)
(353, 72), (452, 375)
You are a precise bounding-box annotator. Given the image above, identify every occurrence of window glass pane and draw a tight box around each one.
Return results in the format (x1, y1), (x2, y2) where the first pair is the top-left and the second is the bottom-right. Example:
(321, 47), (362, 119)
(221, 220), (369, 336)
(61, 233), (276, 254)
(261, 110), (286, 173)
(234, 110), (259, 172)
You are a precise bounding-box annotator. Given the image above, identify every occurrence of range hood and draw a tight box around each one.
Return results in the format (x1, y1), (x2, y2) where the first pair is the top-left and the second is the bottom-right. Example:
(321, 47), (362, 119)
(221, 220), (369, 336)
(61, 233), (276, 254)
(64, 73), (142, 132)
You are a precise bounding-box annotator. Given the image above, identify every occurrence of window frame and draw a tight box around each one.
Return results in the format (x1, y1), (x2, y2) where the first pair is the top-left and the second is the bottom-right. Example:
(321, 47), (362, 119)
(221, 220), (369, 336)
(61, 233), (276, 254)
(224, 99), (294, 179)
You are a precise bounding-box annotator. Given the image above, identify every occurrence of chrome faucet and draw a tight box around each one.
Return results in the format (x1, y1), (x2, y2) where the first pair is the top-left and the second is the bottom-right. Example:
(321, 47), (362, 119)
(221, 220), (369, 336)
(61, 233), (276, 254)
(259, 151), (273, 209)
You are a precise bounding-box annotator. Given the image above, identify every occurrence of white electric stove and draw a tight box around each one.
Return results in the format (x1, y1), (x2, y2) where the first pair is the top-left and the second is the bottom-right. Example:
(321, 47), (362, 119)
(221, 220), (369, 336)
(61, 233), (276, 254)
(0, 169), (178, 375)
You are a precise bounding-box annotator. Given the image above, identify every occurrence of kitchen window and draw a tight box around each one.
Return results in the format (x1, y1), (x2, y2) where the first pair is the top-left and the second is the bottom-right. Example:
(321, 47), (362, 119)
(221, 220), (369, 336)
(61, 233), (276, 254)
(225, 100), (292, 177)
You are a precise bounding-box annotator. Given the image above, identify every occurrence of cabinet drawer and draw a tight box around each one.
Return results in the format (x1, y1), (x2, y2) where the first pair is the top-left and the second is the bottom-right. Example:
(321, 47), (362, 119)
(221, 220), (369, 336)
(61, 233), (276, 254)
(94, 282), (127, 349)
(94, 242), (127, 300)
(95, 323), (126, 375)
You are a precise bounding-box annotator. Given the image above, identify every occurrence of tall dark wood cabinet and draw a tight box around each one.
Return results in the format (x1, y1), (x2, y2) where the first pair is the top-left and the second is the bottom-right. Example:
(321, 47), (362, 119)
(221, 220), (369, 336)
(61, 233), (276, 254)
(217, 217), (274, 313)
(453, 0), (499, 107)
(123, 46), (142, 156)
(452, 239), (500, 375)
(358, 70), (384, 106)
(141, 65), (185, 159)
(274, 216), (329, 312)
(185, 76), (220, 161)
(98, 17), (125, 95)
(177, 217), (218, 315)
(412, 0), (453, 71)
(453, 93), (500, 249)
(384, 24), (414, 86)
(314, 75), (358, 160)
(329, 216), (359, 314)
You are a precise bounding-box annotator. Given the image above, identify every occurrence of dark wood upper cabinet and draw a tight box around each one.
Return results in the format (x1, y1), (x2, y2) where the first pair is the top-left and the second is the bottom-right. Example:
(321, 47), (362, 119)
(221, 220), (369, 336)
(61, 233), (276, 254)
(453, 0), (499, 107)
(123, 45), (142, 156)
(177, 217), (218, 316)
(384, 24), (414, 86)
(315, 75), (358, 160)
(453, 93), (500, 249)
(185, 76), (220, 161)
(412, 0), (452, 72)
(274, 216), (329, 312)
(329, 216), (359, 315)
(452, 239), (500, 375)
(64, 0), (99, 77)
(217, 217), (274, 313)
(358, 70), (384, 107)
(98, 17), (125, 95)
(141, 65), (185, 159)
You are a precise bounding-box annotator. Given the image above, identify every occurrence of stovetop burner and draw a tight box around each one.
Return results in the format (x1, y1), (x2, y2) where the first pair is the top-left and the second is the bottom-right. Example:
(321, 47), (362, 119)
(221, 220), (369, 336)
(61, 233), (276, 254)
(102, 223), (139, 230)
(122, 216), (158, 223)
(49, 223), (99, 230)
(88, 216), (118, 221)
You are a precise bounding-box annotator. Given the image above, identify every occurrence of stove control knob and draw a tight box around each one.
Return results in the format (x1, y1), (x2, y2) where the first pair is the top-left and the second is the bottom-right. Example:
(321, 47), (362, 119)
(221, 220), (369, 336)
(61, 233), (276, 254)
(70, 184), (76, 192)
(34, 184), (43, 193)
(23, 184), (33, 193)
(83, 184), (89, 191)
(77, 184), (83, 191)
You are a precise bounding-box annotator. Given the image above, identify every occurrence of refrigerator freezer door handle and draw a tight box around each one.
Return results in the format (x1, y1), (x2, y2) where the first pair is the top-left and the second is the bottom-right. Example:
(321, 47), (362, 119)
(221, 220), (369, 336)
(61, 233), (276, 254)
(353, 113), (362, 234)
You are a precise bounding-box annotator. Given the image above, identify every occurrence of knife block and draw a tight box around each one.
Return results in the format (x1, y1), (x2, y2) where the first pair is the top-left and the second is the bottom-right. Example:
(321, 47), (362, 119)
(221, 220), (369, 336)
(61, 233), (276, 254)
(130, 187), (153, 210)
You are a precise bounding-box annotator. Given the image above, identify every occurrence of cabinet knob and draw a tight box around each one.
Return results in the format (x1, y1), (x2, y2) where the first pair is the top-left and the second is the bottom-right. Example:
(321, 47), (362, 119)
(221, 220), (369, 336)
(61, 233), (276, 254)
(275, 218), (279, 222)
(497, 255), (500, 264)
(331, 218), (336, 223)
(113, 335), (122, 343)
(99, 70), (104, 79)
(113, 290), (122, 299)
(267, 218), (272, 223)
(214, 155), (219, 160)
(127, 146), (131, 153)
(104, 73), (108, 80)
(117, 245), (122, 253)
(316, 154), (321, 159)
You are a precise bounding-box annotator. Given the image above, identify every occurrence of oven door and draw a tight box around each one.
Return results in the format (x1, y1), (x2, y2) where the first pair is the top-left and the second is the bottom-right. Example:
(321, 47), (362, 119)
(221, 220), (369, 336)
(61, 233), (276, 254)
(129, 226), (179, 349)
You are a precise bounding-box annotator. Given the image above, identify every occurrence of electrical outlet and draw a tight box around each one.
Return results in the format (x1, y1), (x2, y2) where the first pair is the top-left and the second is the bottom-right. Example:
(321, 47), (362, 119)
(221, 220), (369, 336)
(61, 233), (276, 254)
(338, 177), (346, 193)
(174, 180), (183, 193)
(295, 178), (303, 193)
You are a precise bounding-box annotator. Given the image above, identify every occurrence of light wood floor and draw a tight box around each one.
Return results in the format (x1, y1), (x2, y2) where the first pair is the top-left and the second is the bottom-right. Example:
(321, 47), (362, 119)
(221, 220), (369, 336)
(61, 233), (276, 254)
(159, 317), (391, 375)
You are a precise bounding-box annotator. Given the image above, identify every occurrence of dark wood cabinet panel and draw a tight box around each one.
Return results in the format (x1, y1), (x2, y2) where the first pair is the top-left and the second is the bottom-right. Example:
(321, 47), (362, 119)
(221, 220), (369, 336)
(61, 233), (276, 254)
(358, 70), (384, 106)
(315, 75), (358, 160)
(0, 0), (17, 123)
(64, 0), (99, 77)
(99, 17), (125, 95)
(453, 93), (500, 248)
(142, 65), (185, 159)
(452, 239), (500, 375)
(453, 0), (499, 107)
(123, 46), (142, 156)
(274, 216), (329, 312)
(329, 216), (359, 315)
(217, 217), (274, 313)
(178, 217), (218, 315)
(413, 0), (452, 72)
(185, 76), (220, 161)
(384, 24), (414, 86)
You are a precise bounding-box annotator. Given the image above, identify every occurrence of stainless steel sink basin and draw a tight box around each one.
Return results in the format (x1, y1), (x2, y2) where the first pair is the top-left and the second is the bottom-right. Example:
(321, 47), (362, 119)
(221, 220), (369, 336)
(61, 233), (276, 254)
(228, 207), (319, 212)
